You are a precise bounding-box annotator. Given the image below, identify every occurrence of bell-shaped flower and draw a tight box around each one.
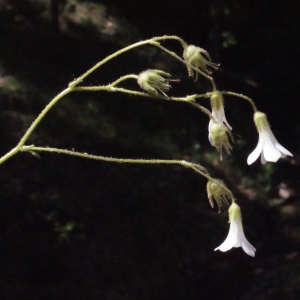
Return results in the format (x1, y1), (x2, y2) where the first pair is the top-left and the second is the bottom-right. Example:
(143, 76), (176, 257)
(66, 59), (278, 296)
(207, 178), (233, 212)
(214, 203), (256, 257)
(247, 112), (293, 165)
(183, 45), (219, 81)
(209, 122), (234, 160)
(137, 69), (176, 97)
(210, 92), (232, 130)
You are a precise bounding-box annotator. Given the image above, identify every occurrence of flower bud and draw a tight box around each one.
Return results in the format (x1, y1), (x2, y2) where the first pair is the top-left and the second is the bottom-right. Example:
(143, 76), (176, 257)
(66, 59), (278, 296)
(206, 178), (233, 212)
(209, 122), (234, 160)
(183, 45), (219, 80)
(137, 69), (173, 97)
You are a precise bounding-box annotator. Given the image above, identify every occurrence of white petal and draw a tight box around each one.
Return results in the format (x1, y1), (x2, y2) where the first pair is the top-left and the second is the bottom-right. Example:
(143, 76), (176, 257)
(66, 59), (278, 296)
(215, 234), (237, 252)
(247, 136), (263, 165)
(208, 120), (215, 146)
(266, 127), (293, 158)
(212, 107), (232, 130)
(223, 116), (232, 131)
(212, 108), (221, 121)
(241, 239), (256, 257)
(215, 210), (256, 257)
(214, 220), (239, 252)
(262, 141), (281, 162)
(261, 151), (267, 165)
(274, 142), (293, 157)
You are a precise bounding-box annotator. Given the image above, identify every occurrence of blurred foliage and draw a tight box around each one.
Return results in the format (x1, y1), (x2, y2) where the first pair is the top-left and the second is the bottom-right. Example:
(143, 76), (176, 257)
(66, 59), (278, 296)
(0, 0), (300, 299)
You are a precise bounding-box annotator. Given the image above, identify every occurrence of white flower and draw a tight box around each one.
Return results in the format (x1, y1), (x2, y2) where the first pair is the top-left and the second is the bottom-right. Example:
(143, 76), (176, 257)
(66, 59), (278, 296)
(247, 112), (292, 165)
(211, 92), (232, 129)
(214, 203), (256, 257)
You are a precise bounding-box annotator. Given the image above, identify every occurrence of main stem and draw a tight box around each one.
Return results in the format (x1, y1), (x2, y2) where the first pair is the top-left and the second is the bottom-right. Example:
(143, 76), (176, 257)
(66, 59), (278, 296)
(0, 87), (72, 164)
(70, 35), (187, 88)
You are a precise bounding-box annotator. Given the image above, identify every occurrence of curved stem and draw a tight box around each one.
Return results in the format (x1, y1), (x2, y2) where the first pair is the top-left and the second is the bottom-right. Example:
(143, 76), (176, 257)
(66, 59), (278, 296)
(108, 74), (138, 87)
(0, 87), (72, 165)
(152, 35), (188, 49)
(0, 35), (219, 166)
(221, 91), (257, 112)
(68, 40), (156, 88)
(17, 88), (72, 148)
(69, 35), (188, 88)
(188, 101), (214, 121)
(74, 86), (190, 101)
(21, 145), (212, 180)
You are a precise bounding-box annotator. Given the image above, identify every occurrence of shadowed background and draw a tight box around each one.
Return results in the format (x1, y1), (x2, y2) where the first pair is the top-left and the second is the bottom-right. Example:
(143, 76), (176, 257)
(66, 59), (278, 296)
(0, 0), (300, 299)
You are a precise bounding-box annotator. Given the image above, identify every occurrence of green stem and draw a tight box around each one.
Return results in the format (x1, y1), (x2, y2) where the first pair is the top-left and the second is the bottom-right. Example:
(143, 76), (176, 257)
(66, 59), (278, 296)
(108, 74), (138, 87)
(221, 91), (257, 112)
(74, 86), (214, 120)
(0, 87), (72, 165)
(69, 35), (188, 88)
(17, 88), (72, 147)
(152, 35), (188, 49)
(74, 86), (190, 101)
(21, 145), (212, 180)
(0, 35), (218, 166)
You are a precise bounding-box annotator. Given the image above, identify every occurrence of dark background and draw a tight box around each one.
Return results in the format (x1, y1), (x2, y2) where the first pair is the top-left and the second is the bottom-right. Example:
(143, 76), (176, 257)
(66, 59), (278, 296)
(0, 0), (300, 299)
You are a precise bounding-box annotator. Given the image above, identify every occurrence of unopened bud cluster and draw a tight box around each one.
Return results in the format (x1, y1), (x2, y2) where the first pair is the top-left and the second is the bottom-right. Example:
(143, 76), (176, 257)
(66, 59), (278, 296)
(207, 178), (233, 212)
(183, 45), (219, 80)
(137, 70), (172, 97)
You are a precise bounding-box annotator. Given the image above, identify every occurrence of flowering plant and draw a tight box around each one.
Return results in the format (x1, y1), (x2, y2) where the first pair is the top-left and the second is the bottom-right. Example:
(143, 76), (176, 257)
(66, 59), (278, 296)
(0, 35), (293, 257)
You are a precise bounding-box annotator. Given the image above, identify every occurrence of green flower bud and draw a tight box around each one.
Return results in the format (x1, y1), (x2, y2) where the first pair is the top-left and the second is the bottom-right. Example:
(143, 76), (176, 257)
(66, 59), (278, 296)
(183, 45), (219, 81)
(137, 69), (173, 97)
(206, 178), (233, 212)
(209, 122), (234, 160)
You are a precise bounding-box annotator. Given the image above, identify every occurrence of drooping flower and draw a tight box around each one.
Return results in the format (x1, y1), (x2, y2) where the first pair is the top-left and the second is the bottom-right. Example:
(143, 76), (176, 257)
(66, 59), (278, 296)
(137, 69), (175, 97)
(183, 45), (219, 81)
(214, 203), (256, 257)
(207, 178), (233, 212)
(209, 122), (234, 160)
(247, 112), (293, 165)
(208, 92), (232, 151)
(210, 92), (232, 130)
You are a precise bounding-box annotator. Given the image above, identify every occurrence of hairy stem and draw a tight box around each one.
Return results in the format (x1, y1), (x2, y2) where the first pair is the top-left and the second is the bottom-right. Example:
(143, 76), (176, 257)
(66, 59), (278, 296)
(0, 87), (72, 165)
(69, 35), (188, 88)
(221, 91), (258, 112)
(74, 86), (214, 120)
(21, 146), (212, 180)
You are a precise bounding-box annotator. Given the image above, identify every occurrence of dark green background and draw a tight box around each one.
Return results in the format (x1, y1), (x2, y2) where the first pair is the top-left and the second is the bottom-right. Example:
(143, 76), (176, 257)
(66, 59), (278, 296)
(0, 0), (300, 299)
